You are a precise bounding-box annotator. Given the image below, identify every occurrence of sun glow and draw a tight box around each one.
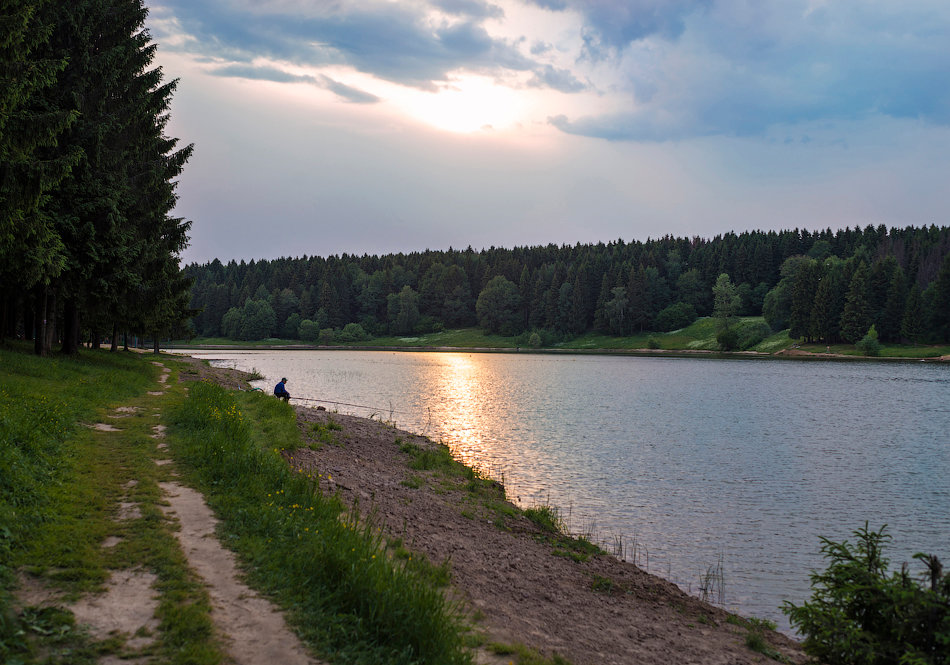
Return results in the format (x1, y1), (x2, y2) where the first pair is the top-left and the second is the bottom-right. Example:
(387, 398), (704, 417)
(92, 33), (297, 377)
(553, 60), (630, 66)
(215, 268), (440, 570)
(392, 75), (527, 133)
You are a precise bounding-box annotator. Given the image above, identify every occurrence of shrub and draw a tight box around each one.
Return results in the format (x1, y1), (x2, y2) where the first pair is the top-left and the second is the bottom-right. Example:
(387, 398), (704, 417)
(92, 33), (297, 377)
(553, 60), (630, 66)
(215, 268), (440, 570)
(298, 319), (320, 342)
(655, 301), (697, 332)
(528, 332), (542, 348)
(646, 337), (661, 349)
(738, 321), (772, 350)
(856, 324), (882, 357)
(783, 524), (950, 665)
(318, 328), (335, 345)
(716, 327), (739, 351)
(338, 322), (369, 342)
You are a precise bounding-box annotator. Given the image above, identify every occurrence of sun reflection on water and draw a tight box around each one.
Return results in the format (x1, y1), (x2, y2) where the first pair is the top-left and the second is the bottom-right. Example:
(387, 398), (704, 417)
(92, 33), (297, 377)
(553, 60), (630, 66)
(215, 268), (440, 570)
(429, 354), (490, 472)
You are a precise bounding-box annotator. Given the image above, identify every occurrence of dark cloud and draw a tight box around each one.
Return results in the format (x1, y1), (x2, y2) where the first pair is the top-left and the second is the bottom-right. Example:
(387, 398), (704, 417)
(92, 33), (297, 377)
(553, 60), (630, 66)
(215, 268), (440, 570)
(528, 64), (586, 93)
(208, 64), (379, 104)
(318, 75), (381, 104)
(431, 0), (504, 19)
(527, 0), (710, 55)
(150, 0), (535, 91)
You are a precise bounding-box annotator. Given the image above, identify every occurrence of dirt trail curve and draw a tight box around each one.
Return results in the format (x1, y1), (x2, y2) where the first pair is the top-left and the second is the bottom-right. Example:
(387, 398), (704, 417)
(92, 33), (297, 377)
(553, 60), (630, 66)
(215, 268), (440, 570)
(17, 359), (321, 665)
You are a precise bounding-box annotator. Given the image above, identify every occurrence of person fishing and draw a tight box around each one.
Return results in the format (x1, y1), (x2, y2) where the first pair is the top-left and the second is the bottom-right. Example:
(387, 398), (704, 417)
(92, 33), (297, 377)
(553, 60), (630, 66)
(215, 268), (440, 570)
(274, 377), (291, 402)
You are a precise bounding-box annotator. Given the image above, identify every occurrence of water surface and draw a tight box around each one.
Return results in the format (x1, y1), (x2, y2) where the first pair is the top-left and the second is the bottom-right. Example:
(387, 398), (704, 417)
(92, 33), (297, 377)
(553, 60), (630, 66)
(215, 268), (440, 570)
(180, 349), (950, 631)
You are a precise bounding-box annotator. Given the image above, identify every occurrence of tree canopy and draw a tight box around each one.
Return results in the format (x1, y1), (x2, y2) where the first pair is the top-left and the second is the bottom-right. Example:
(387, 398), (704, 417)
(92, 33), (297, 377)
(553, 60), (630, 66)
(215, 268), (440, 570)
(183, 225), (950, 346)
(1, 0), (193, 354)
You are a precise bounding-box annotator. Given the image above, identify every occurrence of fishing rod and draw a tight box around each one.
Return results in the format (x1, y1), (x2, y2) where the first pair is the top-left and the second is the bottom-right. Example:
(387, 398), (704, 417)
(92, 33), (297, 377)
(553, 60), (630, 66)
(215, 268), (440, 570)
(289, 395), (408, 414)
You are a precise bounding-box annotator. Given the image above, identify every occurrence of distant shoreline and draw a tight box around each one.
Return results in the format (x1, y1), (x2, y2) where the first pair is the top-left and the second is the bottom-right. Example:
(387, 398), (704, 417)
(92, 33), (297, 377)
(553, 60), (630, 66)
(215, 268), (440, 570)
(163, 343), (950, 362)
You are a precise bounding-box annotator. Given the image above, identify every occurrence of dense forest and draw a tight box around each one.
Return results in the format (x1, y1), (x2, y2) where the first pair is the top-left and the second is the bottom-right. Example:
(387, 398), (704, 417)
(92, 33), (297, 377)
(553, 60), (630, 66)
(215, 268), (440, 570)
(185, 225), (950, 348)
(0, 0), (192, 355)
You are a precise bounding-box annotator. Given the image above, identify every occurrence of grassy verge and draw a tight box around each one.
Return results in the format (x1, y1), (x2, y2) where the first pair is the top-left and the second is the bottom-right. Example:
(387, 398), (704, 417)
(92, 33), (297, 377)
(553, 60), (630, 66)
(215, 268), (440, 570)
(166, 380), (472, 665)
(174, 320), (950, 359)
(0, 343), (222, 664)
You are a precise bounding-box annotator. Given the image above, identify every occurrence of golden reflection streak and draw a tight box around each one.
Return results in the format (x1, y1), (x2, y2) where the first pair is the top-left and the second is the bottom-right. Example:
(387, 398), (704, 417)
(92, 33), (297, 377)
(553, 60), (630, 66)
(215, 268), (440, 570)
(431, 353), (493, 474)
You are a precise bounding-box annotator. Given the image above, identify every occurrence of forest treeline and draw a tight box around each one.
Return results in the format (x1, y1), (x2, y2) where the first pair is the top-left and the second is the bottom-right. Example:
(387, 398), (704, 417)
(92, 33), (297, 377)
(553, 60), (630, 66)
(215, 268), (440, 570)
(0, 1), (192, 355)
(186, 224), (950, 348)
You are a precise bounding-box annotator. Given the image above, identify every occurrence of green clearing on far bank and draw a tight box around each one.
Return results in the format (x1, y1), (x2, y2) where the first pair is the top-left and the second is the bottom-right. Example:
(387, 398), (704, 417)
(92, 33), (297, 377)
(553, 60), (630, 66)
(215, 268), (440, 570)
(170, 317), (950, 359)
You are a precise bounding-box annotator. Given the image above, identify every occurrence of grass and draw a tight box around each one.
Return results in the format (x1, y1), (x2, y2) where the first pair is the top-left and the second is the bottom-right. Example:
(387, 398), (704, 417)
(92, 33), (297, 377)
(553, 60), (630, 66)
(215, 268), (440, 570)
(1, 343), (472, 665)
(485, 641), (574, 665)
(523, 505), (564, 534)
(167, 380), (471, 665)
(173, 320), (950, 359)
(0, 342), (222, 665)
(307, 418), (344, 448)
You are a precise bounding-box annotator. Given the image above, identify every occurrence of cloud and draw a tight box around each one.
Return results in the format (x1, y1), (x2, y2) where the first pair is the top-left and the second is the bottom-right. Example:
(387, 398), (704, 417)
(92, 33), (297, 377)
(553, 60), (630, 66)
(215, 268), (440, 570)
(528, 64), (586, 93)
(432, 0), (505, 19)
(547, 1), (950, 140)
(527, 0), (710, 56)
(149, 0), (535, 91)
(318, 75), (381, 104)
(208, 64), (380, 103)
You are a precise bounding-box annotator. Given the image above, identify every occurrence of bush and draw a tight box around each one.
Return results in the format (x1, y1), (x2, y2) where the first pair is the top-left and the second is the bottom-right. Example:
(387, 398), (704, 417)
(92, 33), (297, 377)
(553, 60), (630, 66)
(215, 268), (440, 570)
(716, 327), (739, 351)
(655, 301), (697, 332)
(298, 319), (320, 342)
(337, 322), (369, 342)
(738, 321), (772, 350)
(528, 332), (542, 348)
(318, 328), (335, 345)
(856, 324), (882, 357)
(646, 337), (661, 349)
(784, 524), (950, 665)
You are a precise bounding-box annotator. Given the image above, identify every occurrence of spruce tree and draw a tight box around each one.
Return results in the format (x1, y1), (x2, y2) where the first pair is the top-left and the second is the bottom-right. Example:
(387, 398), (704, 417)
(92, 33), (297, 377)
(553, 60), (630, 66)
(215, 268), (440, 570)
(789, 261), (819, 341)
(839, 262), (871, 343)
(0, 0), (79, 347)
(879, 267), (907, 343)
(931, 252), (950, 342)
(901, 284), (924, 344)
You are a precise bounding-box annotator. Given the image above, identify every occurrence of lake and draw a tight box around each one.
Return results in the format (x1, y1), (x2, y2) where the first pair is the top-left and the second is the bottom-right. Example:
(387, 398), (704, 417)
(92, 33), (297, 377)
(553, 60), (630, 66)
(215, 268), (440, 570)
(177, 349), (950, 632)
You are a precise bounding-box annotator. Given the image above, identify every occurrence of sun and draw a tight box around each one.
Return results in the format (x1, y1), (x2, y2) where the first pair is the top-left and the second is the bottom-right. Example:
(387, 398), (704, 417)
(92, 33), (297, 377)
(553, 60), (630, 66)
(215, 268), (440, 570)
(394, 75), (526, 133)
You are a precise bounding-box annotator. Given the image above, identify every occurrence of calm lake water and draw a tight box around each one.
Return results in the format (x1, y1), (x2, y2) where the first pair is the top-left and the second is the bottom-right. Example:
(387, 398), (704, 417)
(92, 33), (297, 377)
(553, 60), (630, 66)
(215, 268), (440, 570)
(178, 349), (950, 632)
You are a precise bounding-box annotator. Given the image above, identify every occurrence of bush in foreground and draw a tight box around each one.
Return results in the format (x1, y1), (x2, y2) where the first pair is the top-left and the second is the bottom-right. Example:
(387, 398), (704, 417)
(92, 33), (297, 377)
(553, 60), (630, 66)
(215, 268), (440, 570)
(784, 524), (949, 665)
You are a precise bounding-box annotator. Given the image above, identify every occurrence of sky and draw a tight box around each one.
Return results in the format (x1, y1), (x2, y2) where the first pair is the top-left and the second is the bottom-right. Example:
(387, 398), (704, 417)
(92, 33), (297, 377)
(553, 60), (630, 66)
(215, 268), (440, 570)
(144, 0), (950, 265)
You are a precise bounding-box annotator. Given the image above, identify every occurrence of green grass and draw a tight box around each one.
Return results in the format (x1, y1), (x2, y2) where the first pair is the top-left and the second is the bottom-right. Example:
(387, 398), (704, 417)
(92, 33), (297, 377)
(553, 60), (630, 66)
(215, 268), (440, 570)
(798, 341), (950, 359)
(485, 641), (574, 665)
(0, 343), (222, 665)
(523, 505), (564, 534)
(174, 321), (950, 359)
(167, 380), (471, 665)
(1, 343), (472, 665)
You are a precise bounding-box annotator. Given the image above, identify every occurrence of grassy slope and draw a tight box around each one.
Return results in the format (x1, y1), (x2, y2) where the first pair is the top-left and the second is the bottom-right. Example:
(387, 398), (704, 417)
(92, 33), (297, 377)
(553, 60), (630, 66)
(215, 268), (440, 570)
(0, 342), (221, 664)
(175, 317), (950, 359)
(0, 343), (471, 665)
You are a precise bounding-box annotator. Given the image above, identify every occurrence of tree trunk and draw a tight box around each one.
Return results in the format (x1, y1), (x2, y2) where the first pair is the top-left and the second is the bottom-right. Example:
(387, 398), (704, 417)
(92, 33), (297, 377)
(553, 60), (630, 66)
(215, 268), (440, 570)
(34, 286), (48, 356)
(62, 298), (80, 354)
(91, 327), (100, 349)
(123, 331), (129, 351)
(0, 290), (9, 342)
(24, 297), (34, 341)
(153, 335), (160, 354)
(111, 323), (119, 352)
(45, 289), (58, 353)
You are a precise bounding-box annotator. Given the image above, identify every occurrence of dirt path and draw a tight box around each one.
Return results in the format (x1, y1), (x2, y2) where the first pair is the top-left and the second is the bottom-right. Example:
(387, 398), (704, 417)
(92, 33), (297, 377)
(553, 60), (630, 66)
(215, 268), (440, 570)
(158, 481), (316, 665)
(148, 361), (321, 665)
(17, 359), (321, 665)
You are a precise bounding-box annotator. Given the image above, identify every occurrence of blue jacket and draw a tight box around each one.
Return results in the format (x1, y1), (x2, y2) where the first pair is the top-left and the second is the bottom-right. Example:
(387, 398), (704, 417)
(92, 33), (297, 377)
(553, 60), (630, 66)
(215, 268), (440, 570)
(274, 381), (290, 397)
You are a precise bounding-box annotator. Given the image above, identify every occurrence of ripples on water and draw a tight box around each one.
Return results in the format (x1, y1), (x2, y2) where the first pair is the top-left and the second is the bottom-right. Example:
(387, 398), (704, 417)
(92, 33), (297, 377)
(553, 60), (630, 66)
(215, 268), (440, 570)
(183, 349), (950, 632)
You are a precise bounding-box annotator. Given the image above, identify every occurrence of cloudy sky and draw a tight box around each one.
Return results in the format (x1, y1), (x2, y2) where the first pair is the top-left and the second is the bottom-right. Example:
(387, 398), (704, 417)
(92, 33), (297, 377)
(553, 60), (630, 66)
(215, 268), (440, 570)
(145, 0), (950, 265)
